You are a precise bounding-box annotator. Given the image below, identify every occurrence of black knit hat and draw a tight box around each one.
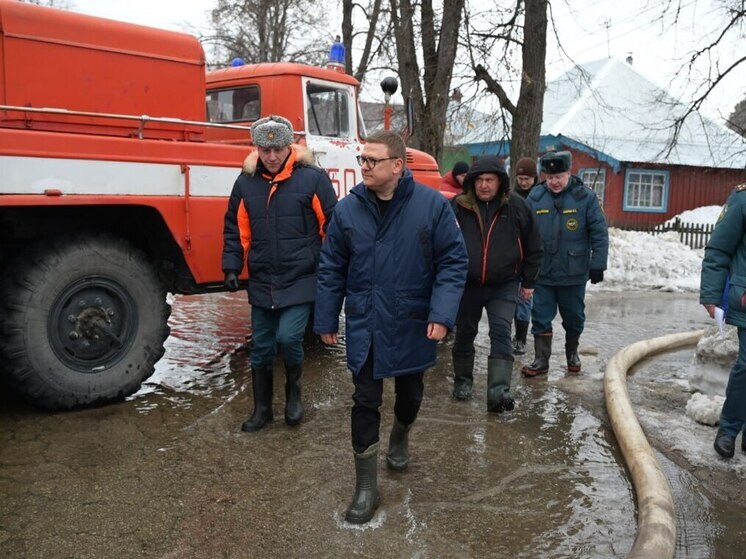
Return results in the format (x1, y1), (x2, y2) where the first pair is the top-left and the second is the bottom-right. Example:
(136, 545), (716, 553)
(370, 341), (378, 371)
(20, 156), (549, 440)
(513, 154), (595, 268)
(452, 161), (469, 176)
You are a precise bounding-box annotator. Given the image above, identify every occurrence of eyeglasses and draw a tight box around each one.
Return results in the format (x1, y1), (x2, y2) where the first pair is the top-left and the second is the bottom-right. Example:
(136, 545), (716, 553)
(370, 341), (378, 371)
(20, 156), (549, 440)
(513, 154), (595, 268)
(356, 155), (398, 168)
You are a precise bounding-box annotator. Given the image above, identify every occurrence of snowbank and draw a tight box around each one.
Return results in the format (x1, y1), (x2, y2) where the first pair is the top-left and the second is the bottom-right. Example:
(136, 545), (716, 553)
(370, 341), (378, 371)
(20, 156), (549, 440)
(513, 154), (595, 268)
(592, 229), (703, 292)
(664, 205), (722, 226)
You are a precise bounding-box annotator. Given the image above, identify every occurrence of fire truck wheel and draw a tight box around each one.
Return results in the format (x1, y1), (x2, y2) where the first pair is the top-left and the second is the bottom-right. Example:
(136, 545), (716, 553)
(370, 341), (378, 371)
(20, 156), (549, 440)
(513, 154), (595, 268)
(0, 234), (171, 410)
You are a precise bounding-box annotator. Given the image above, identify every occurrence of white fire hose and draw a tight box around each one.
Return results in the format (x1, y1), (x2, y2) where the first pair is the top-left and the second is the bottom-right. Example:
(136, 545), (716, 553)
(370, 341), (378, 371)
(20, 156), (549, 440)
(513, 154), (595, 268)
(604, 329), (705, 559)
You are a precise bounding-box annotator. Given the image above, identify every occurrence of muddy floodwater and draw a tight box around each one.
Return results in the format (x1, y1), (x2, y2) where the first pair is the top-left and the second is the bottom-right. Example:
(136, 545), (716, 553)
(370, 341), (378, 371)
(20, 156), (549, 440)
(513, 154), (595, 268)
(1, 291), (745, 558)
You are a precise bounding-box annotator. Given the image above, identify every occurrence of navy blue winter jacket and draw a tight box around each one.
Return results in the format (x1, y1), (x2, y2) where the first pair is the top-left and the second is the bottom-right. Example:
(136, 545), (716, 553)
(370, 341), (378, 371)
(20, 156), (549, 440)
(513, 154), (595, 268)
(222, 146), (337, 309)
(314, 171), (468, 378)
(526, 176), (608, 286)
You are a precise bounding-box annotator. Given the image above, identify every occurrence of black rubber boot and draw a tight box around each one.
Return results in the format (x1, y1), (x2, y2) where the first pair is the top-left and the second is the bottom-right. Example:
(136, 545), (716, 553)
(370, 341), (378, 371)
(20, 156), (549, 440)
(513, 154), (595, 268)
(241, 364), (274, 432)
(451, 351), (475, 400)
(714, 430), (735, 458)
(513, 320), (529, 355)
(521, 335), (552, 377)
(345, 442), (380, 524)
(565, 335), (581, 373)
(487, 357), (515, 413)
(386, 418), (411, 471)
(284, 362), (304, 426)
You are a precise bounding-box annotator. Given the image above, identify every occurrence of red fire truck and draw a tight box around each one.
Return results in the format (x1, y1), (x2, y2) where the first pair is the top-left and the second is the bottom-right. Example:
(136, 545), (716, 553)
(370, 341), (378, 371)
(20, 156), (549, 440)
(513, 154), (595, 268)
(0, 0), (442, 409)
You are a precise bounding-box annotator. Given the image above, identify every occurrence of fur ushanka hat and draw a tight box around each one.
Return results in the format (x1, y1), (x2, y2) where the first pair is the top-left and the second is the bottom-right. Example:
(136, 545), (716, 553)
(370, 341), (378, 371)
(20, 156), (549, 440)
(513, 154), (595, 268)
(251, 115), (294, 148)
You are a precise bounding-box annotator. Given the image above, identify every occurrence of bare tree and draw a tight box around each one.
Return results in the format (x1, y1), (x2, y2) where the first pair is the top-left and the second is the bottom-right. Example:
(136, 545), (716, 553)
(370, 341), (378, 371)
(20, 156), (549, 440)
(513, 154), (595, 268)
(387, 0), (466, 160)
(204, 0), (328, 66)
(662, 0), (745, 152)
(468, 0), (548, 171)
(341, 0), (394, 82)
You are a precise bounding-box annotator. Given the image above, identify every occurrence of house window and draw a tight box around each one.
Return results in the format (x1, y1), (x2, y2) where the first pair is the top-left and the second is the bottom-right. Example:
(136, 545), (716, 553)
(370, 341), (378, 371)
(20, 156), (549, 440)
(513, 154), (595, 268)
(623, 169), (669, 213)
(580, 168), (606, 205)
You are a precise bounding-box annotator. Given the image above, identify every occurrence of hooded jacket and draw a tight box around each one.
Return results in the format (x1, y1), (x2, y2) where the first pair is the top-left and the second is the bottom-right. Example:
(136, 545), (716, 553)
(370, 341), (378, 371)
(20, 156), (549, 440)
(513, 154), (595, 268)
(314, 170), (467, 379)
(526, 175), (608, 286)
(452, 157), (543, 288)
(222, 144), (337, 309)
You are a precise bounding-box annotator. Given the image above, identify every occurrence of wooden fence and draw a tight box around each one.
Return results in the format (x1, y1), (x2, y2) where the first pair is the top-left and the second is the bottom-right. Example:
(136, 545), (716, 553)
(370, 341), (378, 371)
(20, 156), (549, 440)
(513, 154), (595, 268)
(611, 218), (714, 249)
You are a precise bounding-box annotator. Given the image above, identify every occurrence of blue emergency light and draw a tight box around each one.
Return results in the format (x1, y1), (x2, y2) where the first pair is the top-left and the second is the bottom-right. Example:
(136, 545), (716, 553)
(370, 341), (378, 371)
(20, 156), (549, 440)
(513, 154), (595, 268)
(329, 36), (345, 65)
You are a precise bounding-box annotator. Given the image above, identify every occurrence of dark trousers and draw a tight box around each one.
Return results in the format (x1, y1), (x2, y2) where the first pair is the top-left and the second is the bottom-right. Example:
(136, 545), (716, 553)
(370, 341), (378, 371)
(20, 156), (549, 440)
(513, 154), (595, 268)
(530, 283), (586, 337)
(250, 303), (312, 369)
(453, 281), (519, 361)
(720, 327), (746, 437)
(351, 351), (424, 453)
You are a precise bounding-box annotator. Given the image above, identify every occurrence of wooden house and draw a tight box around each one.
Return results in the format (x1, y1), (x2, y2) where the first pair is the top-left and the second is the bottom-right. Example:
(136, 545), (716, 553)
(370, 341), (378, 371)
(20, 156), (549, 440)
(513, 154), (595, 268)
(458, 57), (746, 227)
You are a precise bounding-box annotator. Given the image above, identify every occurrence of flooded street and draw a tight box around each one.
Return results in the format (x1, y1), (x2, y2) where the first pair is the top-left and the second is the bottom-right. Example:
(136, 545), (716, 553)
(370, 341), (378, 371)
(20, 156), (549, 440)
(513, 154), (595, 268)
(1, 291), (745, 558)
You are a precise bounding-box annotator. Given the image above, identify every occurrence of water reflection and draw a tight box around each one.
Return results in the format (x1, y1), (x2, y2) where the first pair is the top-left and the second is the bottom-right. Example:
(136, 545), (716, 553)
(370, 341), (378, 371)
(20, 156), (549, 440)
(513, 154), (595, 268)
(7, 290), (723, 558)
(131, 292), (251, 404)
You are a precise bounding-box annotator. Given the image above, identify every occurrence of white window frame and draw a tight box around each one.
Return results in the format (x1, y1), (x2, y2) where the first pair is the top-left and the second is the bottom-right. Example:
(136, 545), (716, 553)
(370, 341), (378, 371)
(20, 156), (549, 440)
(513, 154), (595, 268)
(623, 169), (669, 213)
(580, 167), (606, 205)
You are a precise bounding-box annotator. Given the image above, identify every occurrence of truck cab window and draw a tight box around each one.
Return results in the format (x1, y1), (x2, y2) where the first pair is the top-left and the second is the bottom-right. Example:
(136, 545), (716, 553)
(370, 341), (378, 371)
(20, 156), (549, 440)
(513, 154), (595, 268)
(305, 83), (351, 138)
(206, 86), (260, 123)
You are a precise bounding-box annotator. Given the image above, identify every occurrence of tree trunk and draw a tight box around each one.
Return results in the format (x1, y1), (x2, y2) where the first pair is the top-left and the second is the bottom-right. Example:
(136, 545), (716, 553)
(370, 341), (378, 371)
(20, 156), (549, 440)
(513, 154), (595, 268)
(510, 0), (547, 168)
(391, 0), (464, 161)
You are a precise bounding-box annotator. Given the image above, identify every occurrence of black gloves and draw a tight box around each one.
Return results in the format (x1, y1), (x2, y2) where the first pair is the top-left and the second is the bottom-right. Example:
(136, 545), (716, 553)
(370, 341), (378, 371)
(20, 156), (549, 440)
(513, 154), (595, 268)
(589, 269), (604, 284)
(224, 271), (240, 292)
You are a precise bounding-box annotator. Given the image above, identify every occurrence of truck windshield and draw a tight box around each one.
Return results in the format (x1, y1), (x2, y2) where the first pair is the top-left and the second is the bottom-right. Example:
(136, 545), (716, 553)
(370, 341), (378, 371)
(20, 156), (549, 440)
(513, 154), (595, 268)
(305, 83), (351, 138)
(206, 86), (260, 123)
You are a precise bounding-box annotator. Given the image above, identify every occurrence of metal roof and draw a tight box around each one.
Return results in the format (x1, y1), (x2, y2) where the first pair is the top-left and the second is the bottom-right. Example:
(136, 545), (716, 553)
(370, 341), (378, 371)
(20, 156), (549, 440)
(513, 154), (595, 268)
(459, 57), (746, 169)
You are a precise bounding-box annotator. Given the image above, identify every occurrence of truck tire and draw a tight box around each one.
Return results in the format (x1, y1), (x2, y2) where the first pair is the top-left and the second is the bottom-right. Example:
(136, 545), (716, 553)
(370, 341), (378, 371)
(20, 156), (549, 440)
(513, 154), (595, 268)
(0, 234), (171, 410)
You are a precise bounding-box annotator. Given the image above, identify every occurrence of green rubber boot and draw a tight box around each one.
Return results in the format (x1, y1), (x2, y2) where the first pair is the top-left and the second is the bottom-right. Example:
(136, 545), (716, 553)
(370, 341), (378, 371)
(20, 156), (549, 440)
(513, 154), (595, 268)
(487, 357), (515, 413)
(345, 442), (380, 524)
(386, 418), (411, 471)
(451, 351), (475, 400)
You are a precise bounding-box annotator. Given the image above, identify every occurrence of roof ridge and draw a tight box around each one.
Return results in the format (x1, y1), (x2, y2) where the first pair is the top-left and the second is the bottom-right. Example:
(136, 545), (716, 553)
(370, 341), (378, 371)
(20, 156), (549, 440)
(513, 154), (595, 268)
(549, 58), (616, 135)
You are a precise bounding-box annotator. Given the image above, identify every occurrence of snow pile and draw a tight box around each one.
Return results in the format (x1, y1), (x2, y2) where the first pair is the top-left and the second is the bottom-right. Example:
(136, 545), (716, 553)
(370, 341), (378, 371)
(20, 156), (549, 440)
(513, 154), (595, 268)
(690, 326), (737, 395)
(685, 392), (725, 426)
(664, 205), (722, 226)
(596, 229), (703, 292)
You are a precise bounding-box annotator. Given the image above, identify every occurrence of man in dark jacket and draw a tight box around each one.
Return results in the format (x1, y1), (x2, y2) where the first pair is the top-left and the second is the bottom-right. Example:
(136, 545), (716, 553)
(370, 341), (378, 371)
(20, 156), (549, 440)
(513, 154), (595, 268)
(522, 151), (608, 376)
(511, 156), (540, 355)
(700, 183), (746, 459)
(222, 115), (337, 433)
(314, 131), (467, 524)
(451, 156), (543, 411)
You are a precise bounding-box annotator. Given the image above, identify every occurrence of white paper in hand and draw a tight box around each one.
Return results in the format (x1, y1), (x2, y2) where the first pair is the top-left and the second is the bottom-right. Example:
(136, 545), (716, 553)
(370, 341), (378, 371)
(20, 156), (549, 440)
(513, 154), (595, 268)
(714, 306), (726, 339)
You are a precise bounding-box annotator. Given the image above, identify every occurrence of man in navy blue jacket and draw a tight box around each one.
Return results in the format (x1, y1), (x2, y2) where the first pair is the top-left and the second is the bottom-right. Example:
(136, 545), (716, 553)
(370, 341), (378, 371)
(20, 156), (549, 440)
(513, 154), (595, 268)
(522, 151), (608, 376)
(222, 115), (337, 433)
(314, 131), (467, 524)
